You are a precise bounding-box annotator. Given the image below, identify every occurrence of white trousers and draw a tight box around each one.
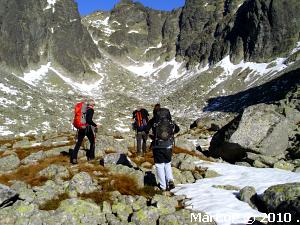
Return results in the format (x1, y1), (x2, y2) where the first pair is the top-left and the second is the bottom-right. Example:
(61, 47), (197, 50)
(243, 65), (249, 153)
(155, 162), (174, 190)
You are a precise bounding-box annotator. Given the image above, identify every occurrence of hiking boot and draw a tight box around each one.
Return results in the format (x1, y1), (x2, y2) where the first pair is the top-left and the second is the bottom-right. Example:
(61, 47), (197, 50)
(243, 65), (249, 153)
(70, 159), (78, 165)
(167, 180), (175, 191)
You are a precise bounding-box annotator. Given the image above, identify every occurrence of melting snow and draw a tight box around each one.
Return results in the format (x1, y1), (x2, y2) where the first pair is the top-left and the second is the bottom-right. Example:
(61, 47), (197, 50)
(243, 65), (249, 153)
(128, 30), (139, 34)
(44, 0), (56, 13)
(174, 160), (300, 225)
(21, 62), (51, 86)
(0, 126), (14, 136)
(143, 42), (162, 54)
(0, 83), (19, 95)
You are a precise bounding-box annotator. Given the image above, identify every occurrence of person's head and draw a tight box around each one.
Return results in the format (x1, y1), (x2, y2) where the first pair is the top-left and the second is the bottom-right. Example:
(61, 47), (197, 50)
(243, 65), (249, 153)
(153, 103), (160, 115)
(88, 99), (95, 107)
(79, 95), (87, 103)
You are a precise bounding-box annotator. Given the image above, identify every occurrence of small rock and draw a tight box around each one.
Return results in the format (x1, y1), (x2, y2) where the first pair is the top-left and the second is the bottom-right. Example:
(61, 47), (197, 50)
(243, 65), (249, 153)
(181, 171), (195, 183)
(235, 162), (252, 167)
(274, 160), (295, 171)
(204, 170), (220, 178)
(239, 186), (258, 209)
(131, 206), (160, 225)
(253, 160), (268, 168)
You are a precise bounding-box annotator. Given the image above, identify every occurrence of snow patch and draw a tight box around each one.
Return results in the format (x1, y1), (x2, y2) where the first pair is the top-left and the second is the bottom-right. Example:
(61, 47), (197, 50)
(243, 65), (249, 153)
(21, 62), (51, 86)
(128, 30), (139, 34)
(143, 42), (162, 54)
(0, 83), (19, 95)
(174, 160), (300, 225)
(44, 0), (56, 13)
(0, 126), (14, 136)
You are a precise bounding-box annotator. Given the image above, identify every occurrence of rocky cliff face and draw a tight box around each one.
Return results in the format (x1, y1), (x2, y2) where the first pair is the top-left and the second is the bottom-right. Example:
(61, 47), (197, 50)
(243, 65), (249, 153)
(0, 0), (100, 78)
(177, 0), (300, 66)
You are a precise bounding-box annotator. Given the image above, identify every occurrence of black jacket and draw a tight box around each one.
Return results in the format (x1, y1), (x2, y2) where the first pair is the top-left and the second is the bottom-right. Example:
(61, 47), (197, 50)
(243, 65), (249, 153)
(86, 108), (97, 127)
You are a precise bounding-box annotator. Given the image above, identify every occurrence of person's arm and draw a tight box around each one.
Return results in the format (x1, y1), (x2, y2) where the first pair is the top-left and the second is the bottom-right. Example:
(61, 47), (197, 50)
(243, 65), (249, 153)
(86, 108), (97, 127)
(146, 118), (154, 134)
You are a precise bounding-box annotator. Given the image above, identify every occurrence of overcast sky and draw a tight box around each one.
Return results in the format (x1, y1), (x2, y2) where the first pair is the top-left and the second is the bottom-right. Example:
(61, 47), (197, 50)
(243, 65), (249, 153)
(75, 0), (185, 15)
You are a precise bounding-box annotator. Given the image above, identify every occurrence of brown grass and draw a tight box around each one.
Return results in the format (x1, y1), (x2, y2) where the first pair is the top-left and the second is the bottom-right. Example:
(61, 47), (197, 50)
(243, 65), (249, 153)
(14, 142), (74, 160)
(79, 191), (111, 204)
(0, 155), (70, 186)
(173, 146), (212, 161)
(104, 174), (159, 198)
(77, 162), (109, 177)
(39, 193), (69, 211)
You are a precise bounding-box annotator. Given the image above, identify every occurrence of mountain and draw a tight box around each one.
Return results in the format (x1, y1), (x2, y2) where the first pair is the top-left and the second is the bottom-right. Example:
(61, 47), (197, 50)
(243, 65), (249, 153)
(0, 0), (300, 224)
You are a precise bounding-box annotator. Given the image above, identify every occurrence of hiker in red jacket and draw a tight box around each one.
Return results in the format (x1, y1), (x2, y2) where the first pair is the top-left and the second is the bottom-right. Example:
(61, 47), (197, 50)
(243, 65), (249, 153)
(71, 99), (98, 164)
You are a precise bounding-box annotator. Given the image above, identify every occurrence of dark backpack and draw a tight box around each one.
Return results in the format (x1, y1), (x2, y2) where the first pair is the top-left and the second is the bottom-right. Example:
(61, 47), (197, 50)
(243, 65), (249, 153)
(154, 108), (174, 145)
(134, 109), (148, 131)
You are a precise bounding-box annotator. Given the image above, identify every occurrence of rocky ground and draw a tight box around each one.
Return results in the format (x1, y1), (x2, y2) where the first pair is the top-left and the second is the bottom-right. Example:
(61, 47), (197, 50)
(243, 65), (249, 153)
(0, 130), (219, 225)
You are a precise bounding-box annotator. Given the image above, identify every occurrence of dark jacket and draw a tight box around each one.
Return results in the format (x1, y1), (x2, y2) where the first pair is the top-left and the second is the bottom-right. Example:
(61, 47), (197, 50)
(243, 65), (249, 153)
(146, 109), (180, 164)
(86, 107), (97, 127)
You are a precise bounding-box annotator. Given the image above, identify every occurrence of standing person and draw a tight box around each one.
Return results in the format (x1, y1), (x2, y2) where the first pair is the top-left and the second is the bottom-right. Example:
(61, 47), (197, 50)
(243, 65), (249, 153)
(132, 107), (149, 156)
(71, 99), (98, 164)
(147, 104), (180, 191)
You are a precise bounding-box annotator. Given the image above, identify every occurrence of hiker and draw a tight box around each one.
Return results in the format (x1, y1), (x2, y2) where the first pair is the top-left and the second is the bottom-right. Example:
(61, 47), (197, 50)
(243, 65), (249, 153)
(146, 104), (180, 191)
(71, 99), (98, 164)
(132, 107), (149, 156)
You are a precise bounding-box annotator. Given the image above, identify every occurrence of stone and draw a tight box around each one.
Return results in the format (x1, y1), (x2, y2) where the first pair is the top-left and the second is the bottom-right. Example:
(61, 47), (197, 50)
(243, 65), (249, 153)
(209, 104), (289, 162)
(102, 153), (134, 167)
(274, 160), (295, 171)
(151, 194), (178, 215)
(21, 151), (46, 165)
(0, 153), (20, 172)
(181, 171), (195, 183)
(239, 186), (258, 209)
(131, 206), (160, 225)
(68, 172), (98, 195)
(10, 181), (35, 203)
(253, 160), (268, 168)
(112, 202), (133, 222)
(261, 183), (300, 212)
(55, 199), (106, 225)
(0, 184), (18, 208)
(38, 164), (70, 180)
(204, 170), (220, 178)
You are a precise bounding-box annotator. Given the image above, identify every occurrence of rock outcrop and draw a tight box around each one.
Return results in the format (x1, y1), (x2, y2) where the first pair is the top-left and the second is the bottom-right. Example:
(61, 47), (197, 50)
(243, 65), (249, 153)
(0, 0), (101, 77)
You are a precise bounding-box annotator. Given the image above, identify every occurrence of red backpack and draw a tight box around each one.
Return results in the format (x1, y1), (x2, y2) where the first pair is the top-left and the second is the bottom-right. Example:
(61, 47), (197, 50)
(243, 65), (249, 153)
(73, 102), (88, 129)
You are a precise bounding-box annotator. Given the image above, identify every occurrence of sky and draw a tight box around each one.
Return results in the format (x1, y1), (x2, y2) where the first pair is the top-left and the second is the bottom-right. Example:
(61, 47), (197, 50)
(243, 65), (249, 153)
(75, 0), (185, 15)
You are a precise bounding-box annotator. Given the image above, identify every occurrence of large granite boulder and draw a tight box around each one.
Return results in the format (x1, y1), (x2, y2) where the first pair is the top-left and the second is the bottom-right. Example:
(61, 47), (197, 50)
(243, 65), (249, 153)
(209, 104), (289, 162)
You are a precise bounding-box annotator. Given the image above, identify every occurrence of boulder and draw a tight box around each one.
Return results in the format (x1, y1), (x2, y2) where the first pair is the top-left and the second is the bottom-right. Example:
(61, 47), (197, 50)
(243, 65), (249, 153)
(273, 160), (295, 171)
(112, 202), (133, 222)
(0, 184), (18, 208)
(101, 153), (134, 167)
(131, 206), (160, 225)
(239, 186), (257, 209)
(68, 172), (98, 195)
(261, 183), (300, 212)
(38, 164), (70, 180)
(210, 104), (289, 162)
(151, 194), (178, 215)
(52, 199), (106, 225)
(0, 153), (20, 172)
(21, 151), (46, 165)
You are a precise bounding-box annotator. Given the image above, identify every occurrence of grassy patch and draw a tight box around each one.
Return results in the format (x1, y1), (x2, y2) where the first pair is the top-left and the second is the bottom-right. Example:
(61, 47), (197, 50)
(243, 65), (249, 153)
(39, 193), (69, 211)
(0, 155), (70, 186)
(79, 191), (111, 204)
(173, 146), (212, 161)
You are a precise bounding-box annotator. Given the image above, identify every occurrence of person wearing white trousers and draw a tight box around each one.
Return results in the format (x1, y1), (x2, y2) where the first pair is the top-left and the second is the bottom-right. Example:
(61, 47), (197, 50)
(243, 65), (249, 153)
(155, 162), (174, 190)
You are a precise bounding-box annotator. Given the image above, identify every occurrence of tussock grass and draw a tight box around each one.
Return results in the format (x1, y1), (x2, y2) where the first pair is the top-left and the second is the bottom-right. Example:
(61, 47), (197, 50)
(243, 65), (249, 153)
(39, 193), (69, 211)
(173, 146), (212, 161)
(79, 191), (111, 204)
(0, 155), (69, 186)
